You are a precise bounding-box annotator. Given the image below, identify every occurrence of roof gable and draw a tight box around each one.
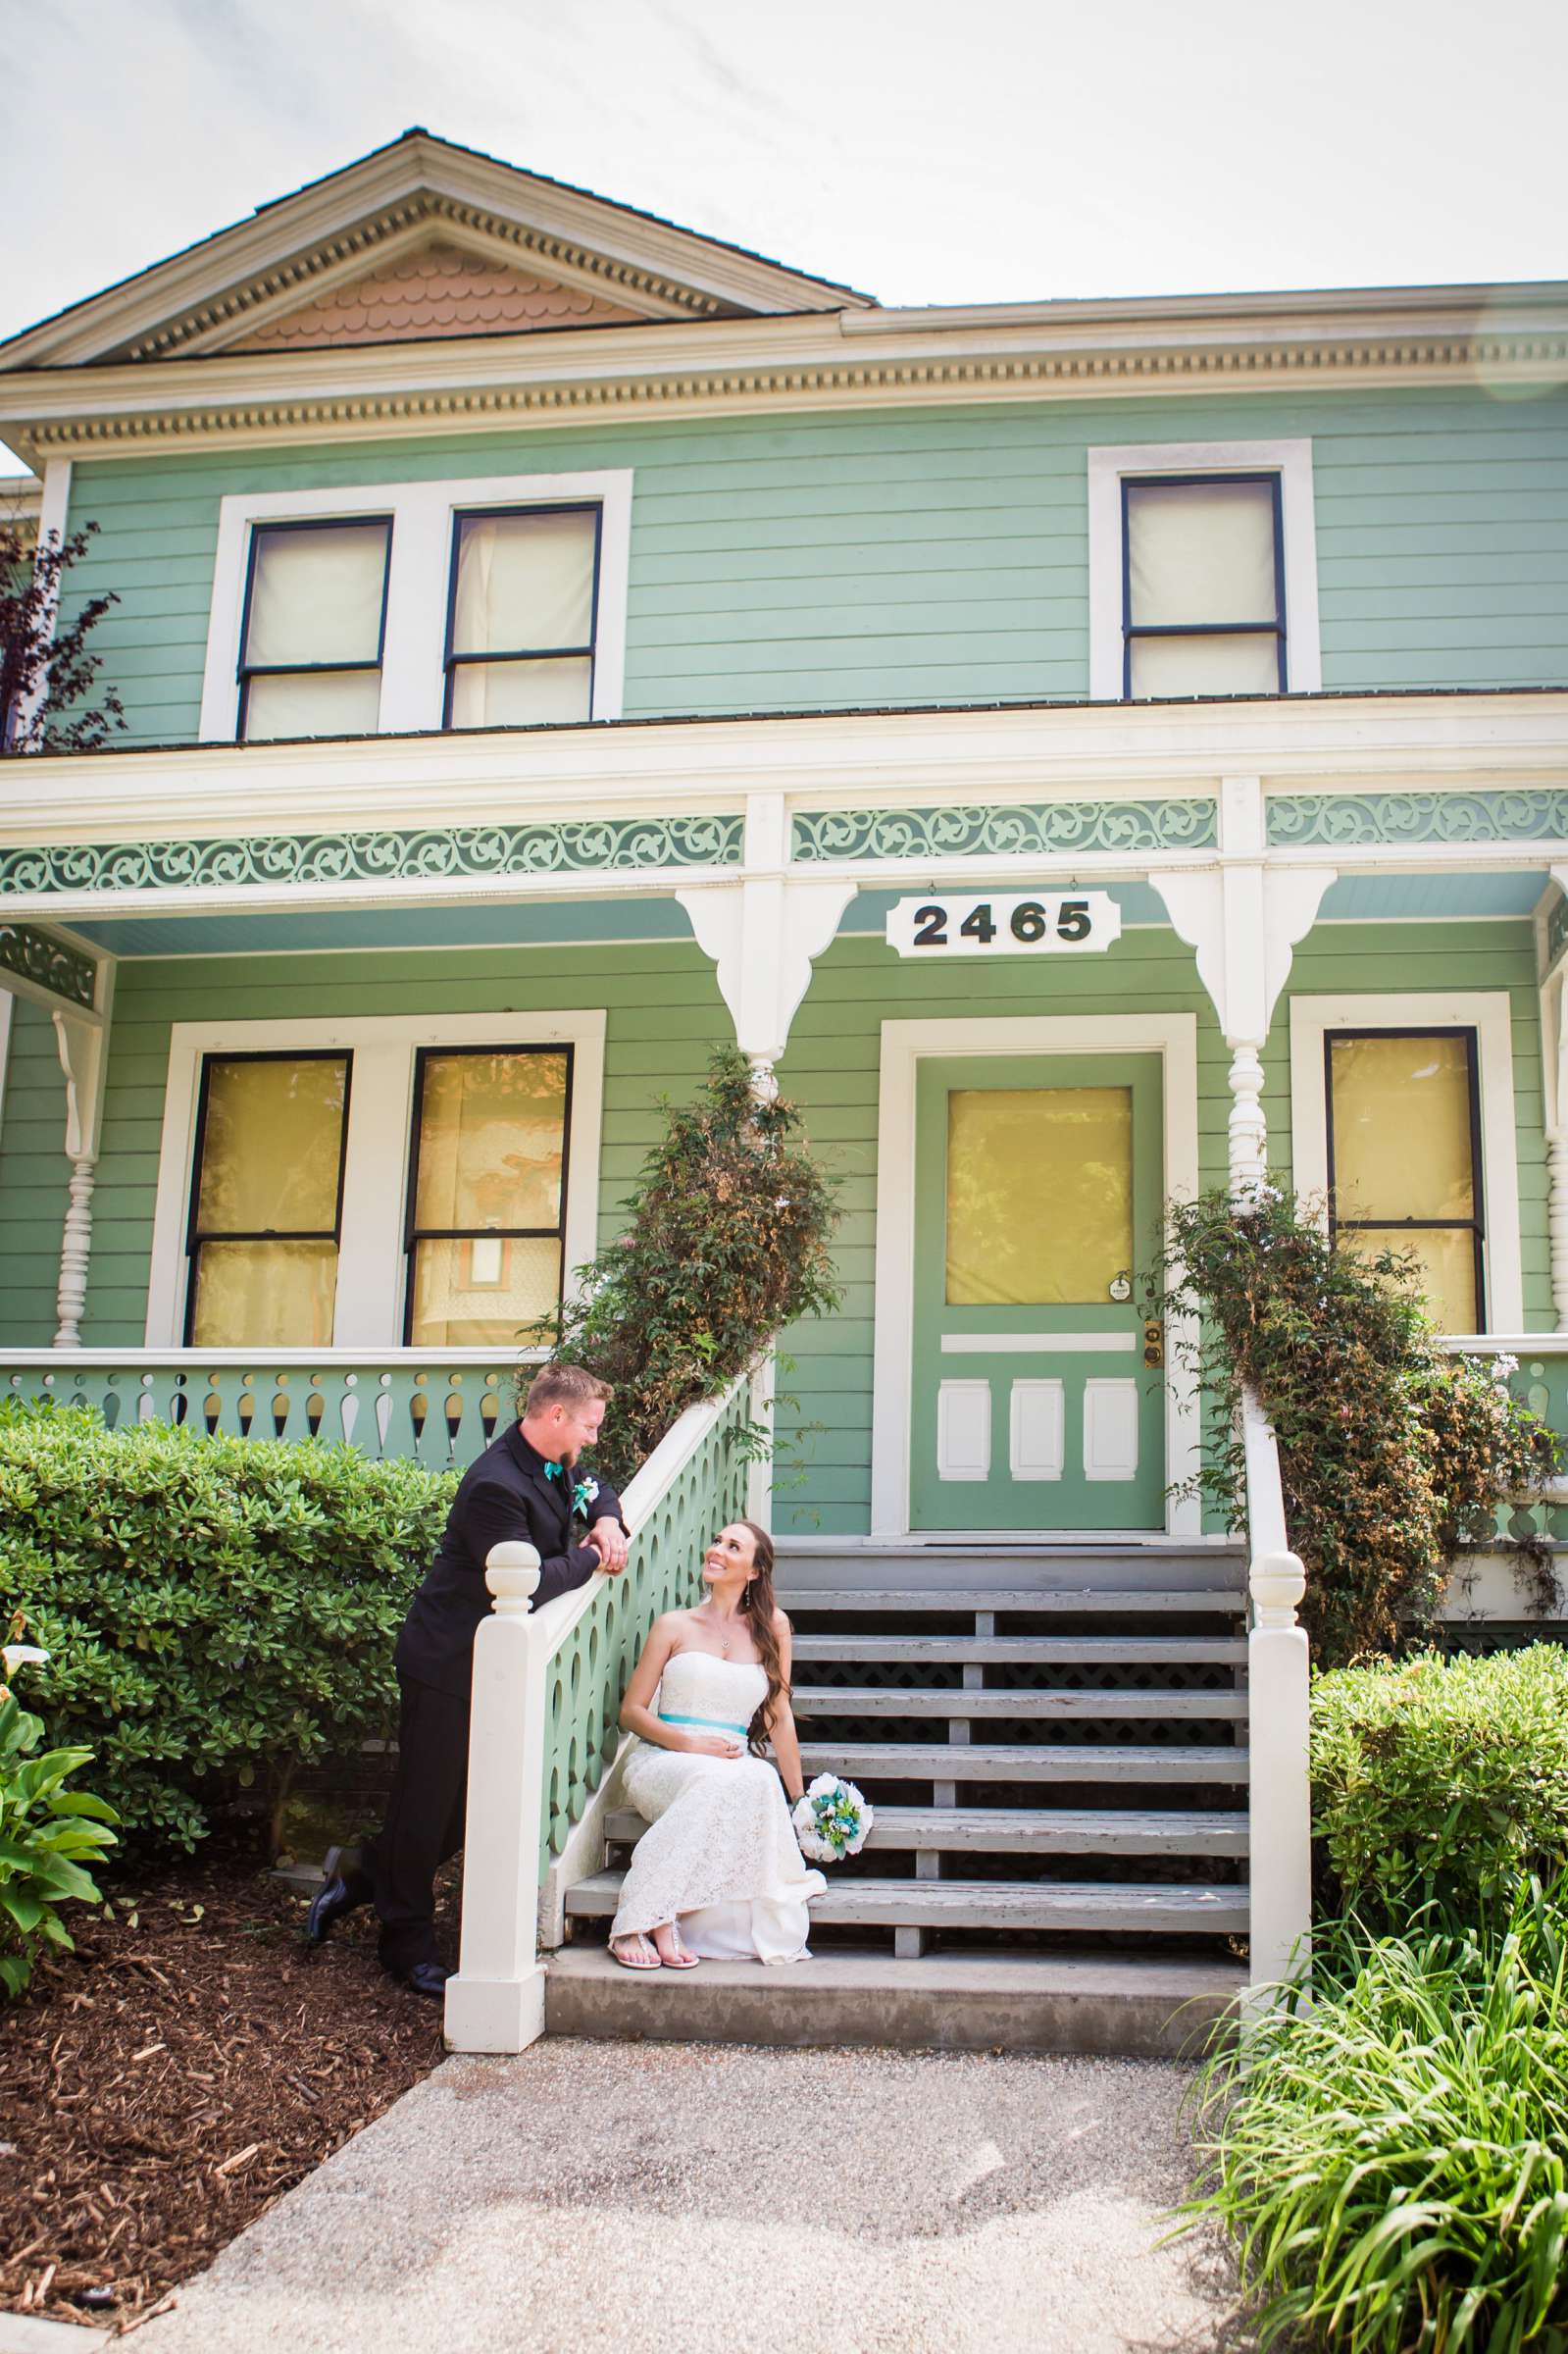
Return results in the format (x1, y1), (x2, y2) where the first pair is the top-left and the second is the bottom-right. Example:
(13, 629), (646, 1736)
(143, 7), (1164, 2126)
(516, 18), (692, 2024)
(229, 238), (645, 351)
(0, 128), (875, 368)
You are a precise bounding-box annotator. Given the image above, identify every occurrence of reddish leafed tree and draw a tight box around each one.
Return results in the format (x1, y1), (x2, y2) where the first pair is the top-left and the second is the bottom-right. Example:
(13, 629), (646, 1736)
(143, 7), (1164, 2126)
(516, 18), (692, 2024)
(1, 519), (125, 754)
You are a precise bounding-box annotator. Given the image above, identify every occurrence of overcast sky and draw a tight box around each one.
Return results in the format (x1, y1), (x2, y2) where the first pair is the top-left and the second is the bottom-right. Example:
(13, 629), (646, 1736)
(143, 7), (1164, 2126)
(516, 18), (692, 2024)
(3, 0), (1563, 472)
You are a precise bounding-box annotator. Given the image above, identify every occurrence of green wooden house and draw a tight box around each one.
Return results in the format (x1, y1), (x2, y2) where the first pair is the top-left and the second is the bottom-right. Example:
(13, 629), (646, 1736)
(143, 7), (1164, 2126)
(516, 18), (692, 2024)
(2, 131), (1565, 2043)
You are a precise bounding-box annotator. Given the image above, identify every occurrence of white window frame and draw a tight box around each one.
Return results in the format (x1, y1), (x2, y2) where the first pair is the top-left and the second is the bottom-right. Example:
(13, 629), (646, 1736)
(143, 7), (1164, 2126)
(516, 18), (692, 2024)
(1087, 438), (1322, 701)
(198, 470), (632, 742)
(1288, 991), (1522, 1335)
(146, 1008), (606, 1348)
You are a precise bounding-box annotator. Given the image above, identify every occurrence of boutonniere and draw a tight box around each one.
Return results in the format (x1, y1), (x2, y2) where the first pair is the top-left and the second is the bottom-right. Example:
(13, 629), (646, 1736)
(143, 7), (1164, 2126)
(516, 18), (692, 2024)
(572, 1475), (599, 1516)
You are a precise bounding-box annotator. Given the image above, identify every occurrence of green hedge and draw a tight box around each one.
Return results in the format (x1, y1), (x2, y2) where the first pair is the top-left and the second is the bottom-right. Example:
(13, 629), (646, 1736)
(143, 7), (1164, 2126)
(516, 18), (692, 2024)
(0, 1405), (454, 1853)
(1311, 1645), (1568, 1935)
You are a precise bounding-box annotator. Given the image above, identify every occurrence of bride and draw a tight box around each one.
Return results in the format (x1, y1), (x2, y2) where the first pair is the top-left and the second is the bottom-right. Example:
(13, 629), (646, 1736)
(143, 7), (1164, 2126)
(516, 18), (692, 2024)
(608, 1518), (826, 1970)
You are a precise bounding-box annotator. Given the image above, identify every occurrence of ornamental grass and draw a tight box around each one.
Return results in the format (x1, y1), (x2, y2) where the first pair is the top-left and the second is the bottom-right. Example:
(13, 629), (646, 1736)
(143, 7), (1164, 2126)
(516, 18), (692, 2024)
(1187, 1893), (1568, 2353)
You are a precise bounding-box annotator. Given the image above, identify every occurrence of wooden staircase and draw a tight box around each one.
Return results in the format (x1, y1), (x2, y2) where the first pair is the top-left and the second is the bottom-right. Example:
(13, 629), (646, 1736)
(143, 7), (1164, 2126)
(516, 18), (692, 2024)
(549, 1541), (1251, 2056)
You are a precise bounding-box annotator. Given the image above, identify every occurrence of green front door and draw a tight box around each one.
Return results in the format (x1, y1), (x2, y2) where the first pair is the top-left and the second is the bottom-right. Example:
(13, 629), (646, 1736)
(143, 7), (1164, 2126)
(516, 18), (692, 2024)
(909, 1054), (1166, 1531)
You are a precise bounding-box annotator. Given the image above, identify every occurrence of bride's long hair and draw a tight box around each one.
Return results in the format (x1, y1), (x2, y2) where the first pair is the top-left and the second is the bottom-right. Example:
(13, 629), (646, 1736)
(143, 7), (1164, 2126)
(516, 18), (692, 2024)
(735, 1519), (786, 1754)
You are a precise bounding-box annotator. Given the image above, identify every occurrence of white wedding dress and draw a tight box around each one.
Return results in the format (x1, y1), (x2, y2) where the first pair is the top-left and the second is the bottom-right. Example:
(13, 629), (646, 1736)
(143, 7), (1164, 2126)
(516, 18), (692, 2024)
(609, 1651), (826, 1962)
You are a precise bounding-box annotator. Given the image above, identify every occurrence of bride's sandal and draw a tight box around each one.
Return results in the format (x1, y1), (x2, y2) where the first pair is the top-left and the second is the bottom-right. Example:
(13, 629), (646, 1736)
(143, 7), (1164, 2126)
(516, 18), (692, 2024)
(651, 1924), (700, 1970)
(610, 1933), (661, 1971)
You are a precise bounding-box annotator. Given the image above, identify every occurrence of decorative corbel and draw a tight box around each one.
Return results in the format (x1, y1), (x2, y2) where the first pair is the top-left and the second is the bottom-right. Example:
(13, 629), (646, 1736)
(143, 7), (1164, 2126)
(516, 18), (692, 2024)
(678, 876), (857, 1097)
(1150, 860), (1336, 1198)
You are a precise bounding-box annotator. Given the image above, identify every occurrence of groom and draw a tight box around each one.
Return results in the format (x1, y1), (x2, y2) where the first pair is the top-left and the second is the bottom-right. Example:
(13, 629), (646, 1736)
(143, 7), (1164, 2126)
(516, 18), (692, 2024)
(308, 1362), (631, 1996)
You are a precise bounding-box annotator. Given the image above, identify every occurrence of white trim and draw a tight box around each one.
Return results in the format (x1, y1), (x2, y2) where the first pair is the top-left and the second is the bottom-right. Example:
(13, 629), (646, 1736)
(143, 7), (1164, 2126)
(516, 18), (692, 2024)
(6, 459), (71, 749)
(1288, 992), (1523, 1332)
(0, 989), (13, 1147)
(870, 1013), (1201, 1539)
(1087, 438), (1322, 700)
(197, 469), (632, 742)
(145, 1007), (605, 1349)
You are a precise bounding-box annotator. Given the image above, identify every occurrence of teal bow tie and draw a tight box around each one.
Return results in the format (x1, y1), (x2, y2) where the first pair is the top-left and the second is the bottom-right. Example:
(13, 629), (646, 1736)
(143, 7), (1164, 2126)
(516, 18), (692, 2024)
(542, 1459), (563, 1481)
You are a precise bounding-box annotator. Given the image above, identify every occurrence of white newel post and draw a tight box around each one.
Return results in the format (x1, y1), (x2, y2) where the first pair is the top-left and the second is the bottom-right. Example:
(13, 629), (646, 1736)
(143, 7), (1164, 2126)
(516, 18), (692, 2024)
(442, 1541), (548, 2054)
(1241, 1387), (1311, 2007)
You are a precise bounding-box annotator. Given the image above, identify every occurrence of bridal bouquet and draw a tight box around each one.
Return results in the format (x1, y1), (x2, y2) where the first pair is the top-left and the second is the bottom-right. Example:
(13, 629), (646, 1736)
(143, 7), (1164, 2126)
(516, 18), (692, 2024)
(791, 1773), (873, 1863)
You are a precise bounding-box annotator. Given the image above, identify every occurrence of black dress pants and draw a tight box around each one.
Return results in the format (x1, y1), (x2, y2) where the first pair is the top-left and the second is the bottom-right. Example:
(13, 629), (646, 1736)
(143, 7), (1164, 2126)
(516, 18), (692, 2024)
(362, 1672), (471, 1970)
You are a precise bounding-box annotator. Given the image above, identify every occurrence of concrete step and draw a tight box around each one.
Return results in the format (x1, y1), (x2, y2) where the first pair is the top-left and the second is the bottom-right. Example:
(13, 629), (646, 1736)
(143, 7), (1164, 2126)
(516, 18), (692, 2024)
(544, 1945), (1244, 2058)
(797, 1741), (1249, 1784)
(604, 1804), (1249, 1857)
(567, 1868), (1249, 1936)
(791, 1685), (1248, 1721)
(778, 1588), (1246, 1617)
(791, 1633), (1248, 1665)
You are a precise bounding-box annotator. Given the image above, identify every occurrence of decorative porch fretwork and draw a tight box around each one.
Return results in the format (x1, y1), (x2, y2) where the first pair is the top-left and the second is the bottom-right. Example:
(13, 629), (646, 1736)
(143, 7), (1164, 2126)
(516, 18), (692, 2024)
(1547, 892), (1568, 973)
(791, 798), (1218, 862)
(1268, 790), (1568, 847)
(0, 814), (745, 897)
(0, 922), (96, 1008)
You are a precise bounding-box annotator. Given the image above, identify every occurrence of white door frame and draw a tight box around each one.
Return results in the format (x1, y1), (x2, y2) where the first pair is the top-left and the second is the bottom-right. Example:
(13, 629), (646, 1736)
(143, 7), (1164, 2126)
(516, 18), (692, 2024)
(870, 1013), (1202, 1539)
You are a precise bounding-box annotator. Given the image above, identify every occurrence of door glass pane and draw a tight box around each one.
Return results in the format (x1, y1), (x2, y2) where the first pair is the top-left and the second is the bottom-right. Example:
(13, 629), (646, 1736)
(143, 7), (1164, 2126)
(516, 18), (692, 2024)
(413, 1051), (568, 1230)
(408, 1235), (562, 1348)
(245, 521), (389, 666)
(946, 1087), (1133, 1305)
(1129, 631), (1281, 697)
(190, 1241), (338, 1348)
(242, 668), (382, 742)
(195, 1057), (348, 1233)
(451, 510), (597, 653)
(1341, 1227), (1478, 1333)
(448, 656), (592, 729)
(1127, 479), (1277, 626)
(1330, 1034), (1475, 1220)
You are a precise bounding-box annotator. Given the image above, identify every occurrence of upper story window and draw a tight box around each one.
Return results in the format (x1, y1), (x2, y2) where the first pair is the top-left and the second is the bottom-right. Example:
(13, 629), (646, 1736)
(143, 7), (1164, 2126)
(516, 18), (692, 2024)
(444, 505), (600, 730)
(238, 519), (392, 742)
(200, 470), (632, 742)
(1122, 475), (1284, 698)
(1087, 439), (1321, 701)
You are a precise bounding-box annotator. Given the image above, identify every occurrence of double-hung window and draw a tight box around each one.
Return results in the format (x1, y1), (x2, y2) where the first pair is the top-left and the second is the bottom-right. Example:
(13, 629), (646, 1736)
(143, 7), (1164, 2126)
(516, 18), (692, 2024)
(1087, 440), (1321, 700)
(184, 1051), (351, 1345)
(404, 1047), (573, 1345)
(443, 506), (600, 728)
(237, 518), (392, 742)
(1121, 475), (1285, 697)
(202, 471), (632, 741)
(1325, 1028), (1486, 1332)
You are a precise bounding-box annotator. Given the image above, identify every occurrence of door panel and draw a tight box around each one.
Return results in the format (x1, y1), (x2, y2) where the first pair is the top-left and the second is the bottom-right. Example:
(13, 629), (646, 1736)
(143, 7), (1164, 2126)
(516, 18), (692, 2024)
(909, 1053), (1165, 1530)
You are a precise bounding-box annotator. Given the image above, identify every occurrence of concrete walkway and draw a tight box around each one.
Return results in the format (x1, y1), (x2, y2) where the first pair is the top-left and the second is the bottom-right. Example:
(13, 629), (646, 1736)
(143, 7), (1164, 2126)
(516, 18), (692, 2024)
(139, 2041), (1253, 2354)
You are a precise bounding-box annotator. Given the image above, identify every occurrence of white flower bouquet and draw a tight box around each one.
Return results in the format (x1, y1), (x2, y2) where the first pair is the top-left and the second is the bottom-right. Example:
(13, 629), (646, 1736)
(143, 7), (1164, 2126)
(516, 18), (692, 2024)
(791, 1772), (873, 1863)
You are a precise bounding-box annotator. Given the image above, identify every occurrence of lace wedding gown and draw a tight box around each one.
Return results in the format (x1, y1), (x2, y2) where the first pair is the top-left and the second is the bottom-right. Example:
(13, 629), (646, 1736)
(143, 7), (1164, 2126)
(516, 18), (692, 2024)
(610, 1651), (826, 1963)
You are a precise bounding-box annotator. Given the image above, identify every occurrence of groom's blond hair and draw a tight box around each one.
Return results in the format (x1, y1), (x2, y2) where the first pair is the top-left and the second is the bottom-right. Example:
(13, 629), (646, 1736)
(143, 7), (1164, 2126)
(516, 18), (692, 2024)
(524, 1363), (613, 1414)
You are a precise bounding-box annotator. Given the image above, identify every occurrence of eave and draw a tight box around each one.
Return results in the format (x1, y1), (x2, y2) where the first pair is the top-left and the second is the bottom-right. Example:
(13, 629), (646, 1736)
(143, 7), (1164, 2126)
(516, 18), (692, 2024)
(5, 283), (1565, 464)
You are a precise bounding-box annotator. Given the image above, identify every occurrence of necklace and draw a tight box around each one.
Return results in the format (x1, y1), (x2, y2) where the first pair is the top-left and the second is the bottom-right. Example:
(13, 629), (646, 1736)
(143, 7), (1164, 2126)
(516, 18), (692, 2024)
(703, 1601), (749, 1661)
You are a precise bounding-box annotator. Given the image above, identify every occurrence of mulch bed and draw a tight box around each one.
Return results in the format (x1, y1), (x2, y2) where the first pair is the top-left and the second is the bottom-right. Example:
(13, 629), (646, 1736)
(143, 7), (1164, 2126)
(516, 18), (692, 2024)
(0, 1845), (451, 2329)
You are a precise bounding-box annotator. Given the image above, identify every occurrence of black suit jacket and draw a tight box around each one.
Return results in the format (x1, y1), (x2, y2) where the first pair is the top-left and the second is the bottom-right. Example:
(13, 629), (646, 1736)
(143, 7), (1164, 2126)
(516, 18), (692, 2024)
(394, 1422), (628, 1701)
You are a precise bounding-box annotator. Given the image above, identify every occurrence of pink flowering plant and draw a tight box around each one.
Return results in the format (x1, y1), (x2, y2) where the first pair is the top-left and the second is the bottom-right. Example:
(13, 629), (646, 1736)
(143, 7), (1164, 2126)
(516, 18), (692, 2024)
(1153, 1185), (1558, 1664)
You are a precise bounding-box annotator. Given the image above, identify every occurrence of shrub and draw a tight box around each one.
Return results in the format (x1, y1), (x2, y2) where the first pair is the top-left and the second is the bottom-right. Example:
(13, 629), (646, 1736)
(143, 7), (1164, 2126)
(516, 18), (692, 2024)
(1156, 1186), (1558, 1663)
(1311, 1644), (1568, 1936)
(1, 1636), (119, 1999)
(543, 1045), (841, 1479)
(1188, 1889), (1568, 2354)
(0, 1410), (454, 1853)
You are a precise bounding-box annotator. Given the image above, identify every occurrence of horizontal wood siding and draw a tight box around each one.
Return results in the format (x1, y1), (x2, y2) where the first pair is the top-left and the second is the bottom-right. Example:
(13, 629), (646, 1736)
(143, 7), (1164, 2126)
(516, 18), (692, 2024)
(59, 388), (1568, 743)
(0, 998), (72, 1344)
(0, 917), (1548, 1534)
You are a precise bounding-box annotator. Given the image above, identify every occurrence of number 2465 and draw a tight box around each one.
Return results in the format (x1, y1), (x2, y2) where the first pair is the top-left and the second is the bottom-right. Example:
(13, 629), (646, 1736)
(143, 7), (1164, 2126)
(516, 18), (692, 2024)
(912, 898), (1092, 947)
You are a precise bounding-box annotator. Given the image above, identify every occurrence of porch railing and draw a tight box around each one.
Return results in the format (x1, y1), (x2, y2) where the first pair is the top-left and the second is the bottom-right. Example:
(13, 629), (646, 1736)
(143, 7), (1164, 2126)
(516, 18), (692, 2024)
(443, 1373), (754, 2053)
(1437, 1335), (1568, 1546)
(0, 1348), (540, 1468)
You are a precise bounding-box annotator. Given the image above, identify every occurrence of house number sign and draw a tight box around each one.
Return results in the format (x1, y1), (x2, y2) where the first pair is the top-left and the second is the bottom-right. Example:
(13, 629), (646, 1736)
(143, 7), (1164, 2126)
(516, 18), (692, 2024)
(885, 891), (1123, 959)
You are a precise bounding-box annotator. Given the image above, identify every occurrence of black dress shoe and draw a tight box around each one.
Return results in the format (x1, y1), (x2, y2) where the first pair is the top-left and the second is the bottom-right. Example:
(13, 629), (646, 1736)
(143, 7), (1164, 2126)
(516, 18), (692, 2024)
(306, 1845), (372, 1945)
(383, 1957), (449, 1999)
